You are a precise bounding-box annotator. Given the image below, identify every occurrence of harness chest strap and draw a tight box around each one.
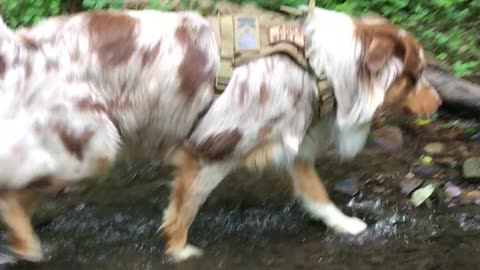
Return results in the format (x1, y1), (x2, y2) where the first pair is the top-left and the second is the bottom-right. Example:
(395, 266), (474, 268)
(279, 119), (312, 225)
(207, 12), (335, 118)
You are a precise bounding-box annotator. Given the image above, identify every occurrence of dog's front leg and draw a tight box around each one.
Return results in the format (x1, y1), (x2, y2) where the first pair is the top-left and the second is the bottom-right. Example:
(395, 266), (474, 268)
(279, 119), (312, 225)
(0, 191), (44, 262)
(288, 160), (367, 235)
(160, 148), (235, 262)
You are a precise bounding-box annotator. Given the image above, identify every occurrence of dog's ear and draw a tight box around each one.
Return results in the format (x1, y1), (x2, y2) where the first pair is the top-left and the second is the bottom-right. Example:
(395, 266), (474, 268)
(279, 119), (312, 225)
(365, 36), (394, 73)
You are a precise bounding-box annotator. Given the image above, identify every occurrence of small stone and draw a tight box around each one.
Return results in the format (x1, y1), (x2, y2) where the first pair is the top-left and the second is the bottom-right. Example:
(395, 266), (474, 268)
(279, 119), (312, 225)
(423, 142), (446, 156)
(413, 166), (438, 178)
(405, 172), (415, 179)
(334, 178), (359, 196)
(372, 126), (404, 152)
(372, 186), (387, 194)
(462, 157), (480, 182)
(435, 157), (458, 168)
(458, 145), (471, 158)
(461, 190), (480, 204)
(444, 182), (462, 200)
(470, 132), (480, 143)
(400, 177), (423, 195)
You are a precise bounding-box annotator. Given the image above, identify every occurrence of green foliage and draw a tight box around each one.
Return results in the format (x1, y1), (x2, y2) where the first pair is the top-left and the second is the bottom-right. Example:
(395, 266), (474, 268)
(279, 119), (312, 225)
(1, 0), (478, 77)
(0, 0), (62, 28)
(245, 0), (480, 78)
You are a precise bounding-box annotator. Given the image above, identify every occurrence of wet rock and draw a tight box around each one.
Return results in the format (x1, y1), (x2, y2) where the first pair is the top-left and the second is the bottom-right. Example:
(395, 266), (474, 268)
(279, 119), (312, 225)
(413, 166), (438, 178)
(334, 178), (359, 196)
(372, 186), (387, 194)
(458, 145), (471, 158)
(461, 190), (480, 205)
(372, 126), (404, 152)
(423, 142), (446, 156)
(462, 157), (480, 182)
(400, 177), (423, 195)
(444, 182), (462, 201)
(470, 132), (480, 143)
(435, 157), (458, 168)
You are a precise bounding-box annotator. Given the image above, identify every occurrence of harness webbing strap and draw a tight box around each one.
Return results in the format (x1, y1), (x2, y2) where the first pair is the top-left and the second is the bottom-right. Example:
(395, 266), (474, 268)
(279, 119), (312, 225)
(216, 16), (235, 91)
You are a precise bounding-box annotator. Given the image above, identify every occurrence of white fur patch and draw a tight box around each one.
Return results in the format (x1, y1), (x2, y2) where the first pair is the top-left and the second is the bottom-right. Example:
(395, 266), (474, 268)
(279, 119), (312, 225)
(300, 199), (367, 235)
(171, 244), (204, 262)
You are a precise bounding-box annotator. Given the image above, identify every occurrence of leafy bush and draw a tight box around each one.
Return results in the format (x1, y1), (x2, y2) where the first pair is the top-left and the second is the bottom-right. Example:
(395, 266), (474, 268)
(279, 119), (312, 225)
(0, 0), (62, 28)
(240, 0), (480, 78)
(1, 0), (478, 77)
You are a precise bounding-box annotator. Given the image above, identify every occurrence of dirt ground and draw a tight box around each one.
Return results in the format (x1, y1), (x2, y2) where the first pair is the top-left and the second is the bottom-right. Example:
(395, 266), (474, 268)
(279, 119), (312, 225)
(1, 108), (480, 270)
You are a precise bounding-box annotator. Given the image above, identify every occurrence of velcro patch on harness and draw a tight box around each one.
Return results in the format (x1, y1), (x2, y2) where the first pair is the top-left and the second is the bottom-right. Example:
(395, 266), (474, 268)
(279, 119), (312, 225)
(268, 24), (304, 48)
(234, 16), (260, 52)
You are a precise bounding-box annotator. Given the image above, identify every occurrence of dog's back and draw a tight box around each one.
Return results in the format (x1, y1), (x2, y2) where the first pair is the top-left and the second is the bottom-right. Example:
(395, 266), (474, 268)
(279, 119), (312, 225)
(17, 10), (219, 158)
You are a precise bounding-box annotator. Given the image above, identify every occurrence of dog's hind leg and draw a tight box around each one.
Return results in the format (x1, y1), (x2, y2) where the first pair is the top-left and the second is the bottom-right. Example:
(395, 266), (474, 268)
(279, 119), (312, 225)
(288, 160), (367, 235)
(0, 191), (44, 262)
(160, 148), (235, 262)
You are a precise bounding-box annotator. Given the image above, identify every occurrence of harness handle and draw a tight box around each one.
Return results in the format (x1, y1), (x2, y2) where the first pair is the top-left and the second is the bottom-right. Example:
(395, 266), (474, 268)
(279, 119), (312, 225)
(308, 0), (316, 15)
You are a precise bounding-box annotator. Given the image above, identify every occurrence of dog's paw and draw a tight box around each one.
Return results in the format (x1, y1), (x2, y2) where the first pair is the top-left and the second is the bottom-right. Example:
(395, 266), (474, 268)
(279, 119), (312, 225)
(10, 237), (44, 263)
(170, 244), (204, 262)
(328, 215), (367, 235)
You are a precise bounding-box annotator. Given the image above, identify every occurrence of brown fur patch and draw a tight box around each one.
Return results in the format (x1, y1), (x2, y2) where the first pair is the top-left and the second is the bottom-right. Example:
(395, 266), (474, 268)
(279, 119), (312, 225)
(292, 161), (331, 204)
(91, 157), (112, 177)
(244, 141), (278, 172)
(195, 129), (242, 160)
(162, 147), (200, 252)
(176, 20), (214, 100)
(87, 12), (138, 67)
(19, 36), (39, 51)
(25, 176), (53, 190)
(58, 129), (94, 160)
(77, 98), (107, 113)
(259, 82), (269, 104)
(0, 193), (39, 259)
(354, 18), (425, 80)
(290, 88), (303, 108)
(238, 81), (248, 106)
(141, 42), (161, 68)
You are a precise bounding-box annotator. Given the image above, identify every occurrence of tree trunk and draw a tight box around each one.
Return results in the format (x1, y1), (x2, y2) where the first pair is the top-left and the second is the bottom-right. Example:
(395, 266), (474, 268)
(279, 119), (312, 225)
(424, 67), (480, 116)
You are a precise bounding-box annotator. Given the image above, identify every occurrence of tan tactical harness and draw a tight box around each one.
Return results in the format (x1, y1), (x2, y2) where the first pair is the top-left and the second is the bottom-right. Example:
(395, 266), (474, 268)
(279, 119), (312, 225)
(207, 0), (334, 118)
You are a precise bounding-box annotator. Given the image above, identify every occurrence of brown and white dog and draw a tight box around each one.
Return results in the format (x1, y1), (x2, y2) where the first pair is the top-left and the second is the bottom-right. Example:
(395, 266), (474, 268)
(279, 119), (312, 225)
(0, 4), (440, 263)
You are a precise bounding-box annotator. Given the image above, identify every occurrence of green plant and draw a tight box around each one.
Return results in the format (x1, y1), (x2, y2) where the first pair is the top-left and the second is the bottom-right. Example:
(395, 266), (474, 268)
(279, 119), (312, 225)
(1, 0), (62, 28)
(225, 0), (479, 78)
(2, 0), (478, 78)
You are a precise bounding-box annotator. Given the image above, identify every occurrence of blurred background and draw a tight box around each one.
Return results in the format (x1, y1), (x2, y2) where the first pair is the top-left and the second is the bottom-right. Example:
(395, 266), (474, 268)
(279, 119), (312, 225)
(0, 0), (479, 79)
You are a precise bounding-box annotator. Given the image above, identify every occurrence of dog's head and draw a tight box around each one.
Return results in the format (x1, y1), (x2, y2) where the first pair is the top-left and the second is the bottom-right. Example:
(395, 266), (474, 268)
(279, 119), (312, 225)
(355, 14), (441, 118)
(304, 10), (441, 158)
(0, 74), (118, 190)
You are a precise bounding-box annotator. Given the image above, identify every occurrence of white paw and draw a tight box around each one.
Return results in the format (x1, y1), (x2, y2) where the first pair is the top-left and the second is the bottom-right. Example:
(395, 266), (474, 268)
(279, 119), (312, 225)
(10, 238), (44, 263)
(327, 215), (367, 235)
(171, 244), (204, 262)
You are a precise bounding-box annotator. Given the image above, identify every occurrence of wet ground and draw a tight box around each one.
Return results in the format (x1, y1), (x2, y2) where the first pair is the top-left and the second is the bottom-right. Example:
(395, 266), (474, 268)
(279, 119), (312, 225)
(2, 111), (480, 270)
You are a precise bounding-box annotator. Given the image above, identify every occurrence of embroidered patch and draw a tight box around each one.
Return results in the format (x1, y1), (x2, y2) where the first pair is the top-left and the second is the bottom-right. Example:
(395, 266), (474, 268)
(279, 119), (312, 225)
(268, 24), (304, 48)
(235, 16), (260, 51)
